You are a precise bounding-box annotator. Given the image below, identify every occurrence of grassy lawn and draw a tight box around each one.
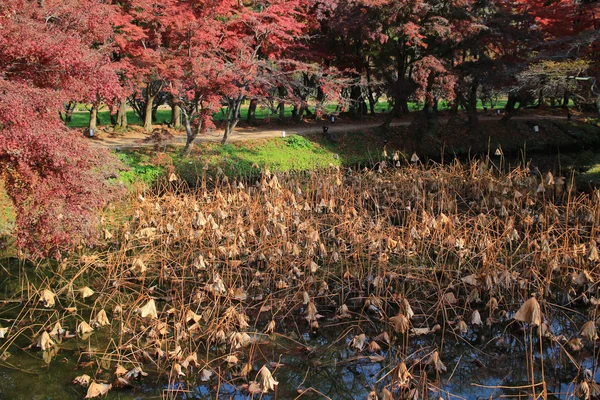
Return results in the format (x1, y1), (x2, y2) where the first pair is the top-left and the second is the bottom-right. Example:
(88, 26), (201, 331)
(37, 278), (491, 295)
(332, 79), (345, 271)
(64, 100), (412, 129)
(114, 130), (389, 187)
(67, 104), (326, 128)
(64, 100), (439, 129)
(65, 98), (578, 129)
(183, 133), (380, 175)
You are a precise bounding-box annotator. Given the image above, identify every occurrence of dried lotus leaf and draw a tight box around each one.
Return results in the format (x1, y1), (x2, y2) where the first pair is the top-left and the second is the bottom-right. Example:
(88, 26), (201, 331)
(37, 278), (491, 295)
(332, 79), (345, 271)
(77, 321), (94, 335)
(350, 333), (368, 351)
(40, 289), (56, 308)
(514, 297), (542, 326)
(73, 374), (91, 387)
(139, 299), (158, 319)
(35, 331), (55, 350)
(78, 287), (95, 299)
(85, 382), (112, 398)
(427, 351), (447, 373)
(91, 309), (110, 327)
(258, 365), (278, 393)
(580, 321), (598, 342)
(390, 314), (410, 334)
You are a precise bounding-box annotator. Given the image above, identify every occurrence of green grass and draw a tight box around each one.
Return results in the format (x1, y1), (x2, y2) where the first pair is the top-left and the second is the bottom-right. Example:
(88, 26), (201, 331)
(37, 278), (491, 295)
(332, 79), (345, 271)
(113, 152), (165, 187)
(579, 146), (600, 187)
(116, 130), (388, 186)
(584, 162), (600, 184)
(65, 98), (560, 129)
(176, 134), (346, 179)
(67, 104), (318, 128)
(585, 117), (600, 127)
(67, 109), (172, 128)
(66, 101), (392, 128)
(65, 97), (581, 129)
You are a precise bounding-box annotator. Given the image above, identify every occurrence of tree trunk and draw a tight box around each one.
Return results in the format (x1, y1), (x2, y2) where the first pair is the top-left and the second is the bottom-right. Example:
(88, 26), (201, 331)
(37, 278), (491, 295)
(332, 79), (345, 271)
(368, 91), (376, 114)
(421, 102), (439, 139)
(222, 97), (243, 145)
(466, 78), (479, 130)
(247, 98), (258, 124)
(143, 81), (164, 132)
(350, 85), (363, 118)
(536, 89), (544, 108)
(277, 86), (286, 120)
(89, 103), (98, 132)
(380, 101), (401, 131)
(366, 65), (376, 114)
(109, 103), (117, 125)
(562, 91), (570, 109)
(297, 103), (306, 121)
(117, 100), (128, 130)
(172, 103), (182, 129)
(501, 94), (518, 122)
(222, 118), (241, 144)
(466, 108), (479, 129)
(64, 101), (75, 123)
(182, 111), (197, 156)
(144, 95), (154, 132)
(397, 94), (409, 114)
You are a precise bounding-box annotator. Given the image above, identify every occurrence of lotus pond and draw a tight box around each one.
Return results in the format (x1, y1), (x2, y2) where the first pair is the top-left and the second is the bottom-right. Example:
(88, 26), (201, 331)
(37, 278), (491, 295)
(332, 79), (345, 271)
(2, 159), (600, 399)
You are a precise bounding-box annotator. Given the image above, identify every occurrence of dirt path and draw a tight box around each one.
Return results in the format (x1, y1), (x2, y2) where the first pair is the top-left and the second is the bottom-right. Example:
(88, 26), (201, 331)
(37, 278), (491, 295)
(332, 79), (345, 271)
(89, 114), (570, 150)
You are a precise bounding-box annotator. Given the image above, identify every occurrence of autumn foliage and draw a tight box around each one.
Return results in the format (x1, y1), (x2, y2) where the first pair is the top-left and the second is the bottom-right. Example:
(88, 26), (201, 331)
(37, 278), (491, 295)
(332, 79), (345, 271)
(0, 0), (599, 256)
(0, 0), (123, 257)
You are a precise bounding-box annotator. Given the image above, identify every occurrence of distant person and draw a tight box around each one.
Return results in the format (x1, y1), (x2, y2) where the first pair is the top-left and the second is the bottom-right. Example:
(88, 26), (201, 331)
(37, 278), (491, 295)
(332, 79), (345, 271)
(497, 109), (501, 116)
(483, 105), (488, 114)
(331, 115), (335, 124)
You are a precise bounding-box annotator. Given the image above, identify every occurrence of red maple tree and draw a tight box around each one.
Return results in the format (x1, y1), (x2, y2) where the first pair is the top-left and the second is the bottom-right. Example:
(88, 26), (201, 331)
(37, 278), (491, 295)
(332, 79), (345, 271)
(0, 0), (123, 257)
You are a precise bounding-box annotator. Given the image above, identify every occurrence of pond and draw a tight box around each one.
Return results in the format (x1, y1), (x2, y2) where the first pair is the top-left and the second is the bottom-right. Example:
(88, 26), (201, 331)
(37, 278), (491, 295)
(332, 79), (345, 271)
(0, 291), (597, 400)
(1, 161), (600, 399)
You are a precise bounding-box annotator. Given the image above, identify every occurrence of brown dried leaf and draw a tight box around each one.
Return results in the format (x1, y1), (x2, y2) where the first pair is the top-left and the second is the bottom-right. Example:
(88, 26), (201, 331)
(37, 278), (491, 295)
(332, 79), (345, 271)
(514, 297), (542, 326)
(85, 382), (112, 398)
(350, 333), (368, 351)
(390, 314), (410, 334)
(258, 365), (278, 393)
(427, 351), (447, 373)
(40, 289), (56, 308)
(35, 331), (55, 350)
(580, 321), (598, 342)
(139, 299), (158, 319)
(73, 374), (91, 387)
